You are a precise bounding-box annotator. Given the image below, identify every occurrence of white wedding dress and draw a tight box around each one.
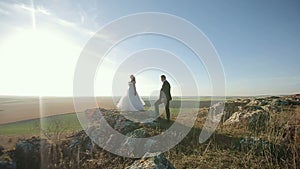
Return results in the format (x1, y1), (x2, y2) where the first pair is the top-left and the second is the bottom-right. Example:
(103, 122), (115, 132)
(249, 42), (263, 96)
(117, 82), (145, 111)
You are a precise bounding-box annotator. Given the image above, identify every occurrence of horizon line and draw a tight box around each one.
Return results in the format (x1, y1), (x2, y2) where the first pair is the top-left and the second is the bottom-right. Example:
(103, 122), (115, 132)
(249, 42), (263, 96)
(0, 93), (299, 98)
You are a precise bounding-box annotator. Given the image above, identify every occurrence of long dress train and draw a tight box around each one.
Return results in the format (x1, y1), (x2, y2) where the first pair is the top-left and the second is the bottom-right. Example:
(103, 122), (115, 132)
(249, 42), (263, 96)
(117, 82), (145, 111)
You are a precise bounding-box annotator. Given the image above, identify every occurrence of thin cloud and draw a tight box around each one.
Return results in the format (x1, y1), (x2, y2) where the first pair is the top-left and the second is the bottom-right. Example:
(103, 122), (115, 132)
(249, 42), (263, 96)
(16, 3), (51, 15)
(0, 1), (94, 37)
(0, 1), (120, 45)
(0, 2), (50, 16)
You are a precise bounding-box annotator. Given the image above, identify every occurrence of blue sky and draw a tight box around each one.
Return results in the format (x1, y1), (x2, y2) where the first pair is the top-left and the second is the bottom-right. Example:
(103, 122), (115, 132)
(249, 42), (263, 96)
(0, 0), (299, 96)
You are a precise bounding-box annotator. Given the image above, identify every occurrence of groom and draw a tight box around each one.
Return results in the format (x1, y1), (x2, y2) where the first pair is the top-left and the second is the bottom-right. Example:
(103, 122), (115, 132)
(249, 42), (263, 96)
(155, 75), (172, 121)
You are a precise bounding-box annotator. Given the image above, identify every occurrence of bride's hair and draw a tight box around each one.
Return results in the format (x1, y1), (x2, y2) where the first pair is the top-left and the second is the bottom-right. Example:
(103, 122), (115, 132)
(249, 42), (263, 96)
(130, 75), (136, 83)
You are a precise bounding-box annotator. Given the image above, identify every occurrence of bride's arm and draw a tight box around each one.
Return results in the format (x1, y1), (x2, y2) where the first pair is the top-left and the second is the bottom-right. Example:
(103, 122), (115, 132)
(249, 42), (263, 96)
(133, 82), (137, 96)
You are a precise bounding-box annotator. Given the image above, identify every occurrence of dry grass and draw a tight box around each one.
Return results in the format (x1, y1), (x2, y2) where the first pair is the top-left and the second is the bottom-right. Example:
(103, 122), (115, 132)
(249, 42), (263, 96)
(1, 103), (299, 168)
(163, 105), (300, 168)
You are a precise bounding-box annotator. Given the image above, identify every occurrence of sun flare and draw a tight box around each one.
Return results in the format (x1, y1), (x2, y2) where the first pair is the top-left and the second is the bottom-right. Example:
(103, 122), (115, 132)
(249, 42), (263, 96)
(0, 28), (81, 96)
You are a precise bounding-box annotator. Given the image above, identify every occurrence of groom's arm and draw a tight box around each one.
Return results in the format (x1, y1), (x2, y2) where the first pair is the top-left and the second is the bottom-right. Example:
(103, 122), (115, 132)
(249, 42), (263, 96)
(160, 82), (167, 100)
(162, 81), (171, 100)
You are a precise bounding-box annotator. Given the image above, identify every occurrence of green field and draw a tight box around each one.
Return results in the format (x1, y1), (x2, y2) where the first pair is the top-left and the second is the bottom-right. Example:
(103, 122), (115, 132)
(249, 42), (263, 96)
(0, 113), (82, 135)
(0, 107), (197, 136)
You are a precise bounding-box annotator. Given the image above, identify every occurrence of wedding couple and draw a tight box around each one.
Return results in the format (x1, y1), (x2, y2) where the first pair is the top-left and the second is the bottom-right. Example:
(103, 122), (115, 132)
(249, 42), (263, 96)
(117, 75), (172, 121)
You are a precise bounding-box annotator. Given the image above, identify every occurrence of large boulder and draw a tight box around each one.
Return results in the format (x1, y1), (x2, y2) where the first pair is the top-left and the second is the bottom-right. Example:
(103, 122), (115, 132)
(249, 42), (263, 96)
(224, 109), (270, 133)
(15, 137), (50, 169)
(223, 111), (243, 125)
(118, 128), (158, 158)
(271, 99), (289, 106)
(210, 100), (250, 123)
(114, 116), (141, 134)
(246, 110), (270, 133)
(126, 154), (175, 169)
(63, 130), (94, 157)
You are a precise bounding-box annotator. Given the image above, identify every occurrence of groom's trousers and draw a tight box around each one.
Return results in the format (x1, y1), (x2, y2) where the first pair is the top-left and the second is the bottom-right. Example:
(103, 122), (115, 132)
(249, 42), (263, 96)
(154, 99), (170, 121)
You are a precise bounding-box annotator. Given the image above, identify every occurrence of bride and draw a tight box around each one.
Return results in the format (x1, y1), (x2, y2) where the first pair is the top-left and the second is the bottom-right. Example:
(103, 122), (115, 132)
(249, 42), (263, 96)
(117, 75), (145, 111)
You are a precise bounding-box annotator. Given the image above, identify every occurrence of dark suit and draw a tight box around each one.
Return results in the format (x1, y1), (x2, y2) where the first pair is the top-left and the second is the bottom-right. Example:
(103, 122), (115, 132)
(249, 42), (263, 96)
(155, 80), (172, 121)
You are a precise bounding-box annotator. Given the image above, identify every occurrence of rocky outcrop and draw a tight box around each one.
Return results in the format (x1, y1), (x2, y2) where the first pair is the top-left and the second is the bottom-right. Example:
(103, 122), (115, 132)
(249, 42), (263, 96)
(71, 108), (176, 167)
(83, 108), (162, 158)
(1, 108), (174, 169)
(211, 96), (299, 133)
